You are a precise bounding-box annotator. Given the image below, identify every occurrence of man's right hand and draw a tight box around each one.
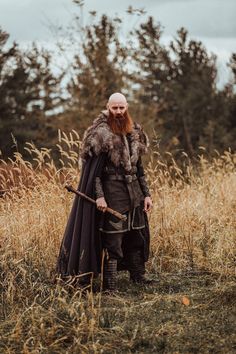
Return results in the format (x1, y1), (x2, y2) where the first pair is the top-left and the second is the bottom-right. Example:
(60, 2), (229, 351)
(96, 197), (107, 212)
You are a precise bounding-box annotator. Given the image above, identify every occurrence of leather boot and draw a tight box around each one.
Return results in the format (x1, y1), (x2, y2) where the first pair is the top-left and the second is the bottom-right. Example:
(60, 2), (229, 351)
(103, 258), (118, 291)
(128, 250), (153, 284)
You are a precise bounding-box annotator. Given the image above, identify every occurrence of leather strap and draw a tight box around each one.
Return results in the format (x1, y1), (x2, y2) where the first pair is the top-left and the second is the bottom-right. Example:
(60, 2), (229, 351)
(104, 174), (137, 183)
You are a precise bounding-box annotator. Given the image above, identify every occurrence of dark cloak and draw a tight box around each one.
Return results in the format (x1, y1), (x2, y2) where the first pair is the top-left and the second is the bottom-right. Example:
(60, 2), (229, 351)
(56, 154), (150, 280)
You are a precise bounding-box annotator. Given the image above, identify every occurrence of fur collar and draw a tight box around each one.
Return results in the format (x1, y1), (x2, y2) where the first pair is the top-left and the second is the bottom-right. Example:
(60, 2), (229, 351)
(80, 110), (149, 172)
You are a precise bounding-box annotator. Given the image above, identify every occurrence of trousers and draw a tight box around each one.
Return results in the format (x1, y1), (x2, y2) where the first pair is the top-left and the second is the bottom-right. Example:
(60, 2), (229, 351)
(102, 229), (144, 260)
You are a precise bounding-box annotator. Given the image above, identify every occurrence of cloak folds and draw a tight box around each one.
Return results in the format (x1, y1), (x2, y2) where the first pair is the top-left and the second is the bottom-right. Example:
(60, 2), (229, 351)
(56, 153), (106, 280)
(56, 154), (150, 281)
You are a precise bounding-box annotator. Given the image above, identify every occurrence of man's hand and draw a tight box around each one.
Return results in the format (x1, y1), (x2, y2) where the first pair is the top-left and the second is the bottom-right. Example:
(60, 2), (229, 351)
(144, 196), (153, 212)
(96, 197), (107, 212)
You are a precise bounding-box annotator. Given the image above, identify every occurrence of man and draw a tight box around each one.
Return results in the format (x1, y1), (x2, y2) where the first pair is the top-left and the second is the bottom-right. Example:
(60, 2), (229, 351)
(56, 92), (153, 291)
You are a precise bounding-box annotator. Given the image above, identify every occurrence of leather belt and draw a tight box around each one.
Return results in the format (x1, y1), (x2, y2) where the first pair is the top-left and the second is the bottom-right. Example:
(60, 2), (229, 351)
(104, 174), (137, 183)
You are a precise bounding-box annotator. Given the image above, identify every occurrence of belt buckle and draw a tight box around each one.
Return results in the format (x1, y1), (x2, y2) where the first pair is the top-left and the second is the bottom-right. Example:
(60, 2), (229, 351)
(125, 174), (132, 183)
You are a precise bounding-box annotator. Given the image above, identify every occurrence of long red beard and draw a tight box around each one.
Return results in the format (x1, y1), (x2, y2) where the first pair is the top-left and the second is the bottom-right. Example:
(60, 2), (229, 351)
(107, 110), (133, 135)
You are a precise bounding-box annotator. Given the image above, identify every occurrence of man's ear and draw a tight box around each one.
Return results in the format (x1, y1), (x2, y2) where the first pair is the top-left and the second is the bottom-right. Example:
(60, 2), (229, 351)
(106, 103), (109, 110)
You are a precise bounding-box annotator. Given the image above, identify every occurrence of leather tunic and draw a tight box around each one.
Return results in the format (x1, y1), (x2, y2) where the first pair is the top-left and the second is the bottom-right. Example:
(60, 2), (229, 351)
(94, 134), (151, 214)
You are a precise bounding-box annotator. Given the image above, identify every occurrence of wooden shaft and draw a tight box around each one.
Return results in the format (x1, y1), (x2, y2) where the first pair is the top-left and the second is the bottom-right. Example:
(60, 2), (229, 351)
(65, 185), (127, 221)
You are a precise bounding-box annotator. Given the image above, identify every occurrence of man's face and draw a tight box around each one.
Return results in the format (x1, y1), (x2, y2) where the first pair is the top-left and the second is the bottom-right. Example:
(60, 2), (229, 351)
(107, 102), (128, 118)
(107, 98), (132, 134)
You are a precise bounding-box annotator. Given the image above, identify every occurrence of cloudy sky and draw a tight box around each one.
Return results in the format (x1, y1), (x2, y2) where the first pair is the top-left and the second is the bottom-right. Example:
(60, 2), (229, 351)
(0, 0), (235, 86)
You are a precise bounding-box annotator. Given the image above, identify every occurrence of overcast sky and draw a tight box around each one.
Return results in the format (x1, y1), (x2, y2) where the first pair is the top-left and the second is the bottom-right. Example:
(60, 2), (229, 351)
(0, 0), (235, 86)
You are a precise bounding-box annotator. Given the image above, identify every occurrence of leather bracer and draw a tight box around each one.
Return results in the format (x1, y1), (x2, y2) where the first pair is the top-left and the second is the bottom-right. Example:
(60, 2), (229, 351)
(95, 176), (104, 199)
(138, 175), (151, 198)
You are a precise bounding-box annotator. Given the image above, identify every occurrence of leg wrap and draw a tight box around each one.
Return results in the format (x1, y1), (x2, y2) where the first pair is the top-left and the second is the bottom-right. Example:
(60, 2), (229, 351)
(103, 258), (118, 291)
(128, 250), (145, 282)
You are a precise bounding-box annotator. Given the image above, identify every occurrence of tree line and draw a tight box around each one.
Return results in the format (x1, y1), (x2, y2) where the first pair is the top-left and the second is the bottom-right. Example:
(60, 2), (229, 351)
(0, 13), (235, 160)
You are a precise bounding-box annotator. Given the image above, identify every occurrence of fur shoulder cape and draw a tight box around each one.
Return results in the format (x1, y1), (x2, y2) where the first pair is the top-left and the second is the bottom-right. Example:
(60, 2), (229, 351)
(80, 110), (149, 173)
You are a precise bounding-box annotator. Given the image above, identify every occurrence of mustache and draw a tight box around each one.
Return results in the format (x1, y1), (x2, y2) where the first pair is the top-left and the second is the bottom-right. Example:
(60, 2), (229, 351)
(114, 113), (125, 120)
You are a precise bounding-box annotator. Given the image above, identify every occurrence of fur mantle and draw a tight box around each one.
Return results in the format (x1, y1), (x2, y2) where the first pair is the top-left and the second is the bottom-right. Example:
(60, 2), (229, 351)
(80, 110), (149, 172)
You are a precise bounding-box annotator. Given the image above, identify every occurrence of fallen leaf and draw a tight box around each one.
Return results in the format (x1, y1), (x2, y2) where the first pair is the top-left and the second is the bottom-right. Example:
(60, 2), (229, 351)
(182, 296), (190, 306)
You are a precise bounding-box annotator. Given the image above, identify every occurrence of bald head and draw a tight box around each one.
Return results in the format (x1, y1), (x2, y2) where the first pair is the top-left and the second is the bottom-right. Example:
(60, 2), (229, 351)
(108, 92), (128, 105)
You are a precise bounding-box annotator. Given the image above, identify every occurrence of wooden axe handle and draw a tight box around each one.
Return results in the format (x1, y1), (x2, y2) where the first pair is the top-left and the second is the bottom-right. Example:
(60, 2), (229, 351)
(65, 185), (127, 221)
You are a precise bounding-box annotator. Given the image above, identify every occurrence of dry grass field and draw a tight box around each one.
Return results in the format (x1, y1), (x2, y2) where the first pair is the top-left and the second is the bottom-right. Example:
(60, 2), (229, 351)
(0, 131), (236, 353)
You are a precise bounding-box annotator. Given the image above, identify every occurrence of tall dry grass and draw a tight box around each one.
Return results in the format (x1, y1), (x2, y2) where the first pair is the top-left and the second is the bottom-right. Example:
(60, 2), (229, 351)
(0, 131), (235, 275)
(147, 150), (236, 275)
(0, 131), (235, 352)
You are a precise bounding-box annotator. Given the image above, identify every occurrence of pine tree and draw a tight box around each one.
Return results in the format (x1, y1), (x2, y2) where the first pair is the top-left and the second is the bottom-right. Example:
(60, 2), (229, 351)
(132, 20), (219, 156)
(66, 15), (128, 130)
(0, 29), (63, 157)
